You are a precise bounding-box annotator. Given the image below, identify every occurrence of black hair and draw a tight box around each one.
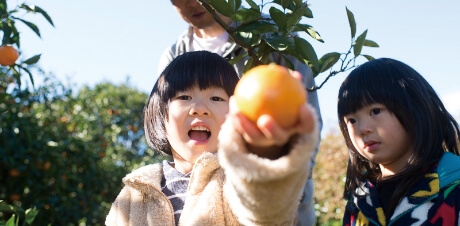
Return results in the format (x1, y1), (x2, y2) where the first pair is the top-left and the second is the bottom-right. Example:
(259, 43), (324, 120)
(338, 58), (460, 212)
(144, 51), (239, 156)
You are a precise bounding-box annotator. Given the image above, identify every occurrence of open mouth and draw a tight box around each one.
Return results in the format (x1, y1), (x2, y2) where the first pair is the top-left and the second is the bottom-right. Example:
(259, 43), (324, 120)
(188, 126), (211, 142)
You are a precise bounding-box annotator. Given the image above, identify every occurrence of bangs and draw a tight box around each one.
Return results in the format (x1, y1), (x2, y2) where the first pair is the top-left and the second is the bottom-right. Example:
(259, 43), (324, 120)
(160, 51), (239, 102)
(338, 59), (406, 118)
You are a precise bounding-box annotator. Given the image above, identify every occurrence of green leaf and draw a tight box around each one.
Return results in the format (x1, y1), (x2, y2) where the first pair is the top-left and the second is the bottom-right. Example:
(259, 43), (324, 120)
(236, 20), (276, 34)
(363, 39), (379, 47)
(0, 201), (15, 212)
(33, 6), (55, 27)
(318, 52), (341, 73)
(362, 54), (375, 61)
(243, 57), (254, 74)
(245, 0), (258, 10)
(234, 31), (255, 47)
(282, 55), (295, 71)
(25, 207), (39, 224)
(286, 5), (307, 29)
(295, 24), (324, 43)
(229, 0), (241, 13)
(6, 214), (16, 226)
(228, 53), (247, 65)
(1, 21), (12, 45)
(294, 37), (319, 72)
(15, 18), (41, 38)
(293, 0), (302, 6)
(304, 6), (313, 18)
(281, 0), (290, 9)
(12, 66), (21, 87)
(260, 52), (271, 64)
(207, 0), (233, 17)
(346, 7), (356, 38)
(19, 4), (54, 26)
(353, 29), (368, 57)
(0, 1), (6, 13)
(234, 8), (260, 23)
(23, 54), (41, 65)
(19, 65), (35, 86)
(265, 35), (290, 51)
(272, 0), (289, 9)
(269, 7), (287, 32)
(19, 4), (33, 11)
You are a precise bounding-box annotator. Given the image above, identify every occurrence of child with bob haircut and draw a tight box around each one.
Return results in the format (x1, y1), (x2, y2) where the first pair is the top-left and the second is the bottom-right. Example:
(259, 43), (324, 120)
(106, 51), (320, 225)
(338, 58), (460, 225)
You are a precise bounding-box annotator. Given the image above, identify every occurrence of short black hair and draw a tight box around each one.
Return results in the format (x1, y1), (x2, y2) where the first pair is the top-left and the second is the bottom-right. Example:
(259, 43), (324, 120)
(144, 51), (239, 156)
(338, 58), (460, 213)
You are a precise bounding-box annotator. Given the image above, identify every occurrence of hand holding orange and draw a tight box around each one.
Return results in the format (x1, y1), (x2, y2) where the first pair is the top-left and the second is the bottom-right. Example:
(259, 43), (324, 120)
(233, 64), (307, 129)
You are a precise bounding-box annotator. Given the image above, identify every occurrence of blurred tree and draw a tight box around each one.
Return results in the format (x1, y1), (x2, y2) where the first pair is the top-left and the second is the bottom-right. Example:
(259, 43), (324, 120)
(0, 74), (165, 225)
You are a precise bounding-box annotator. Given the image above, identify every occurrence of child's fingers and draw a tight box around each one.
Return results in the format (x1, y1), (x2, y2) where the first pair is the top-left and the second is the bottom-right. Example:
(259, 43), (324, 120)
(234, 113), (265, 144)
(257, 114), (292, 146)
(229, 97), (268, 144)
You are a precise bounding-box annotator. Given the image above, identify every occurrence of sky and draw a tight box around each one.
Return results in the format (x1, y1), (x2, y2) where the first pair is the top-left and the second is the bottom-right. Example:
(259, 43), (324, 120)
(10, 0), (460, 137)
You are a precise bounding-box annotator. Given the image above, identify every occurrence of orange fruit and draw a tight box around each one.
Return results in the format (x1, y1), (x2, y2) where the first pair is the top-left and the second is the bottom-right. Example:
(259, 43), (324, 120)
(9, 194), (21, 201)
(9, 169), (21, 177)
(234, 64), (307, 128)
(0, 45), (19, 66)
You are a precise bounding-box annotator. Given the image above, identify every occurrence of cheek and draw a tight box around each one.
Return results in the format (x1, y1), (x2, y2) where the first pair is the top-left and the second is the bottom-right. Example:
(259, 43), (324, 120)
(347, 126), (361, 150)
(215, 105), (229, 126)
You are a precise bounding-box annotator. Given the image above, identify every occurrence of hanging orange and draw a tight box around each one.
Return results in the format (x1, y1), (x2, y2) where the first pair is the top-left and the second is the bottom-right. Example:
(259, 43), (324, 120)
(234, 64), (307, 128)
(0, 45), (19, 66)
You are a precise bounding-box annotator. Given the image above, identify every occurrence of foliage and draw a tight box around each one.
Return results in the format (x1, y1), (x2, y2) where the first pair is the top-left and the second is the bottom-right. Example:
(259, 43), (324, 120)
(0, 74), (165, 225)
(0, 201), (38, 226)
(198, 0), (379, 91)
(313, 132), (349, 225)
(1, 0), (53, 93)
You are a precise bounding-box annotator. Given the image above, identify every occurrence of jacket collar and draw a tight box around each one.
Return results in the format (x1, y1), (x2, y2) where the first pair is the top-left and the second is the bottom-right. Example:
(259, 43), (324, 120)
(122, 163), (164, 195)
(122, 152), (220, 195)
(354, 163), (442, 225)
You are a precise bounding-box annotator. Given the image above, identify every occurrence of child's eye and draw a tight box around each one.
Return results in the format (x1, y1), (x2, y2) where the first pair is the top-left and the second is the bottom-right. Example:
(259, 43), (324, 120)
(211, 96), (225, 101)
(177, 95), (191, 100)
(348, 118), (356, 124)
(371, 108), (381, 115)
(345, 118), (356, 124)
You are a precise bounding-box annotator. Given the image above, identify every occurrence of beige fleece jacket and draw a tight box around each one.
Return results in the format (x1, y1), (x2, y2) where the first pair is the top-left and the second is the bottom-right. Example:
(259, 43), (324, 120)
(106, 107), (319, 225)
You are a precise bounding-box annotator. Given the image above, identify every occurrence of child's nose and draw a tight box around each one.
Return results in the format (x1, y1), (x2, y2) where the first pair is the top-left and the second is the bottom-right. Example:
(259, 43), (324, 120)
(189, 102), (209, 116)
(359, 121), (373, 135)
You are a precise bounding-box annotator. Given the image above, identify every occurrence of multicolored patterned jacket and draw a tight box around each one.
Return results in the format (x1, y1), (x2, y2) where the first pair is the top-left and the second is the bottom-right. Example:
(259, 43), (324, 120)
(343, 152), (460, 226)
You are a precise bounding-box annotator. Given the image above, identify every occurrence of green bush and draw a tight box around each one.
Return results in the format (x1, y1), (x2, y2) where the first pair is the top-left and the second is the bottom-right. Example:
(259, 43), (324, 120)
(0, 74), (166, 225)
(313, 132), (349, 225)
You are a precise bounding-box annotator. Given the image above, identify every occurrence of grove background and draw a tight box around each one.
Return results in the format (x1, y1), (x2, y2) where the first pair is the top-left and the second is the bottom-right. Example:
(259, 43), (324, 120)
(14, 0), (460, 136)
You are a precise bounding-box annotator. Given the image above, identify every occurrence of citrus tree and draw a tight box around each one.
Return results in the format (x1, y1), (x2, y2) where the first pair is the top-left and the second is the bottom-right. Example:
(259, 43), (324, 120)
(1, 74), (165, 224)
(0, 0), (54, 88)
(199, 0), (379, 91)
(1, 1), (55, 224)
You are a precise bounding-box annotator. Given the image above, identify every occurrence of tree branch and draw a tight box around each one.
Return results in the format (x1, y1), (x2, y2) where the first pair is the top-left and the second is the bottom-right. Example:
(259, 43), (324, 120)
(197, 0), (263, 66)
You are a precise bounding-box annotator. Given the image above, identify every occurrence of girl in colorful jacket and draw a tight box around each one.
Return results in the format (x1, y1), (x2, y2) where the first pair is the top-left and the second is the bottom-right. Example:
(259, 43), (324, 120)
(338, 58), (460, 225)
(105, 51), (319, 225)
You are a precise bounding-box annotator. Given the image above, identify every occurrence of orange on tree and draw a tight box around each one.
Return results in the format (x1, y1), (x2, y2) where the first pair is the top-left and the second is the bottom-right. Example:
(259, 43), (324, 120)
(0, 45), (19, 66)
(9, 169), (21, 177)
(234, 64), (307, 128)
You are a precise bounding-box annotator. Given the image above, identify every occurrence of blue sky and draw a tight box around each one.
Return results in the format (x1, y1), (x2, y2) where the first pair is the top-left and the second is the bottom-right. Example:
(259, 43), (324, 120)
(12, 0), (460, 136)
